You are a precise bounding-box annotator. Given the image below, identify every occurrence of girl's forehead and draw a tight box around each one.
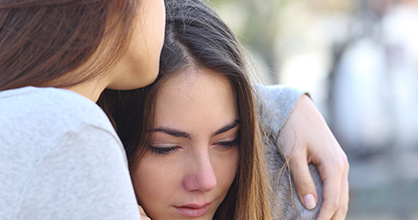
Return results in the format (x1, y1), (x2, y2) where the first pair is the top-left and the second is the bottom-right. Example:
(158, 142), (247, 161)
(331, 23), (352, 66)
(161, 68), (230, 90)
(154, 69), (238, 136)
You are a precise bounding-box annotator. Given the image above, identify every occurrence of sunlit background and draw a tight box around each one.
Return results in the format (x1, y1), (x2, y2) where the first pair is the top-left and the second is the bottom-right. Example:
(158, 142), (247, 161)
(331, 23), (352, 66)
(210, 0), (418, 219)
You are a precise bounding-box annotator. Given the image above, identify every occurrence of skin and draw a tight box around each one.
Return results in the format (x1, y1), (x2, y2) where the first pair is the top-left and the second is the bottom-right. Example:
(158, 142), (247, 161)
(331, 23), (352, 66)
(107, 0), (166, 90)
(137, 93), (350, 220)
(280, 95), (349, 220)
(133, 68), (240, 220)
(68, 0), (166, 102)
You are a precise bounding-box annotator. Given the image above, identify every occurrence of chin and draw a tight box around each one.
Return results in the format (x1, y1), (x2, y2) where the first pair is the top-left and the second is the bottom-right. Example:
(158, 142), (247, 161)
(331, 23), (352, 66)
(141, 69), (159, 86)
(108, 69), (159, 90)
(132, 65), (160, 88)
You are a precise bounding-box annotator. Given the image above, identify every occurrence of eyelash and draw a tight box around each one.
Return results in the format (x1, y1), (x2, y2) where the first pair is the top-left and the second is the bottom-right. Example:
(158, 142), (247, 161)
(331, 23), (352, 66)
(214, 138), (239, 149)
(148, 145), (180, 155)
(148, 138), (239, 155)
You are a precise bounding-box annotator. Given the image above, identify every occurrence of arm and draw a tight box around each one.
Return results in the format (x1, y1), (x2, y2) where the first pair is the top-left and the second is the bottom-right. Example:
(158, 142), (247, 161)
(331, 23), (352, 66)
(279, 95), (349, 220)
(15, 125), (141, 220)
(257, 85), (349, 220)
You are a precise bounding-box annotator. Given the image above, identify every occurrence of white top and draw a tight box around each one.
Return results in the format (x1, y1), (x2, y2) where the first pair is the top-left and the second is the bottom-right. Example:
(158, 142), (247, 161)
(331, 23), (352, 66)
(0, 87), (141, 220)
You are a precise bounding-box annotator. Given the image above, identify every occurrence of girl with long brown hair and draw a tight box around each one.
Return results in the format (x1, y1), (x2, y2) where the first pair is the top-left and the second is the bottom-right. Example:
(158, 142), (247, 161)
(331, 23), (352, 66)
(0, 0), (165, 219)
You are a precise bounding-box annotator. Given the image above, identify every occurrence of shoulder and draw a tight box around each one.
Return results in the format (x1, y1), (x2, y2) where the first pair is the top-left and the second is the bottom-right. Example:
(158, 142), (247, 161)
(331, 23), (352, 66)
(255, 84), (306, 112)
(255, 84), (307, 136)
(0, 86), (118, 138)
(264, 139), (322, 219)
(14, 126), (139, 219)
(270, 163), (322, 220)
(0, 87), (136, 219)
(0, 86), (124, 167)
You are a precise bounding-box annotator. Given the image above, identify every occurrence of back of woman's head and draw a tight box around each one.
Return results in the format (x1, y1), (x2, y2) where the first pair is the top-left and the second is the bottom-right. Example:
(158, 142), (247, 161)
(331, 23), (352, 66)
(0, 0), (138, 90)
(99, 0), (272, 219)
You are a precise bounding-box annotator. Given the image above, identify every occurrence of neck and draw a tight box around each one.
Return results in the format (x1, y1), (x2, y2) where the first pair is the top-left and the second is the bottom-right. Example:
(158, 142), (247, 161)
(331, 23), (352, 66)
(65, 78), (109, 102)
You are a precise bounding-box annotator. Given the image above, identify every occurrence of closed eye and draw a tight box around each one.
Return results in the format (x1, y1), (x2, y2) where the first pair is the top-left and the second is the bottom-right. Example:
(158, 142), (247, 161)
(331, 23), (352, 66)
(214, 138), (239, 149)
(148, 145), (181, 155)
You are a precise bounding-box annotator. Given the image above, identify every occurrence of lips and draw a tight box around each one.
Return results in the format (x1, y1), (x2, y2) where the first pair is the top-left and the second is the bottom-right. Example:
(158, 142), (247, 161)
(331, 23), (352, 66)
(174, 203), (211, 218)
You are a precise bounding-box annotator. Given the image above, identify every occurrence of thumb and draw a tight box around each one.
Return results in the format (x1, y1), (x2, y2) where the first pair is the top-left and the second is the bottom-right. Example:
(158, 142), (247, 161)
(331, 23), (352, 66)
(289, 154), (318, 210)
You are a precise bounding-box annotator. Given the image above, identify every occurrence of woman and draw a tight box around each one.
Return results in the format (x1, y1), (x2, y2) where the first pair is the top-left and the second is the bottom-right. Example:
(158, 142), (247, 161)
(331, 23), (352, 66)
(99, 0), (343, 219)
(0, 0), (165, 219)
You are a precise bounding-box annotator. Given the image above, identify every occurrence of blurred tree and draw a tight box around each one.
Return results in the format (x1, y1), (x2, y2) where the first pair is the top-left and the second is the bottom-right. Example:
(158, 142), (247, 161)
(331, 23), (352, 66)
(211, 0), (351, 84)
(211, 0), (288, 84)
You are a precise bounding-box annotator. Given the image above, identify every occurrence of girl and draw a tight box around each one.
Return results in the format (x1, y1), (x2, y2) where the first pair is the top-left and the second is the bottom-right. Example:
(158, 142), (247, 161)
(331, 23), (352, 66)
(0, 0), (165, 219)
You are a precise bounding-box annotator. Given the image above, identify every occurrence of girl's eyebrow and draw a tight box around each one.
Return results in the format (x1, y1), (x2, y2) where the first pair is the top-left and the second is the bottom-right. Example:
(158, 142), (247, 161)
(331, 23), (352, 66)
(152, 127), (190, 139)
(152, 119), (240, 139)
(212, 119), (240, 137)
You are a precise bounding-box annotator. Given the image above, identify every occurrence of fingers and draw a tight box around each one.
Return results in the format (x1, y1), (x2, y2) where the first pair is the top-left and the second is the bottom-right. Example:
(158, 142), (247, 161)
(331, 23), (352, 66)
(331, 159), (350, 220)
(316, 156), (349, 220)
(316, 167), (341, 220)
(288, 151), (318, 210)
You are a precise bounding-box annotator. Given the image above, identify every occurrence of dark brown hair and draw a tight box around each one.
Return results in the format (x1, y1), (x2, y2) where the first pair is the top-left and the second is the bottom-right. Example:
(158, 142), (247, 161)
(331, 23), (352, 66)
(98, 0), (272, 219)
(0, 0), (139, 90)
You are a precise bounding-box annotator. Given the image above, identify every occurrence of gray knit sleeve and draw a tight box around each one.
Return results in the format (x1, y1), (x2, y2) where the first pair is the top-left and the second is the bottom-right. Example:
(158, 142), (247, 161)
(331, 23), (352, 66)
(15, 125), (141, 220)
(255, 84), (323, 220)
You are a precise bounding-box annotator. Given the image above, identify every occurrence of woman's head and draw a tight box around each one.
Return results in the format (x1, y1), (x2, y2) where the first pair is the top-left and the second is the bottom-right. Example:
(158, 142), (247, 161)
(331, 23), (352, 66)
(135, 67), (241, 219)
(0, 0), (165, 91)
(99, 0), (272, 219)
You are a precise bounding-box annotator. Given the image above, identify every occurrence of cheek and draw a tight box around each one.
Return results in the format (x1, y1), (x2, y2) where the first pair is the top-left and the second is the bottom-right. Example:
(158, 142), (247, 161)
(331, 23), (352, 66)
(214, 148), (240, 194)
(123, 0), (165, 88)
(133, 157), (182, 215)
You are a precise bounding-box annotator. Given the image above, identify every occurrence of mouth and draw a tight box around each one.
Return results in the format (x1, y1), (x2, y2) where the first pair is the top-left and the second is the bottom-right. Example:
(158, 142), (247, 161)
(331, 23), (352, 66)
(174, 203), (211, 218)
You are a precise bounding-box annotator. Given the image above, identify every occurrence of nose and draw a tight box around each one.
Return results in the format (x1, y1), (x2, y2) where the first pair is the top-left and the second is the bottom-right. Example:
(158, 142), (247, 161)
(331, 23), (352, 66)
(183, 152), (217, 192)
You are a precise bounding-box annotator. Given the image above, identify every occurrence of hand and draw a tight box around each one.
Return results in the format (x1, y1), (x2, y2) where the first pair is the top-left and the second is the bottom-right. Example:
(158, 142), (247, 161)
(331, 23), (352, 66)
(279, 95), (349, 220)
(138, 205), (151, 220)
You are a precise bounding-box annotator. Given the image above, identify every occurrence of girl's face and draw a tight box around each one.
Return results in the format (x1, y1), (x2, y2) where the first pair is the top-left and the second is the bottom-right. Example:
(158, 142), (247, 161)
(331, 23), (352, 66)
(133, 68), (240, 220)
(109, 0), (166, 89)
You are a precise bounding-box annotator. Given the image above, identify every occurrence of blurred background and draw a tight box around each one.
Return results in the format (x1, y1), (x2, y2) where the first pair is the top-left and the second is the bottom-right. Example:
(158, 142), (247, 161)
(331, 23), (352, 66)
(210, 0), (418, 219)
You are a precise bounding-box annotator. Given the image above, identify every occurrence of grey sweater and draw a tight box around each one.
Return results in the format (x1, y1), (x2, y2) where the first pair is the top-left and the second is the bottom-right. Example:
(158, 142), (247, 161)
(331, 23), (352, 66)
(0, 87), (141, 220)
(260, 85), (323, 220)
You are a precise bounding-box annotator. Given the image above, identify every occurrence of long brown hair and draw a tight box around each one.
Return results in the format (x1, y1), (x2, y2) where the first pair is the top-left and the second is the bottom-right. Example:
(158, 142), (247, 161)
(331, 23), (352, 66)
(0, 0), (139, 90)
(99, 0), (273, 219)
